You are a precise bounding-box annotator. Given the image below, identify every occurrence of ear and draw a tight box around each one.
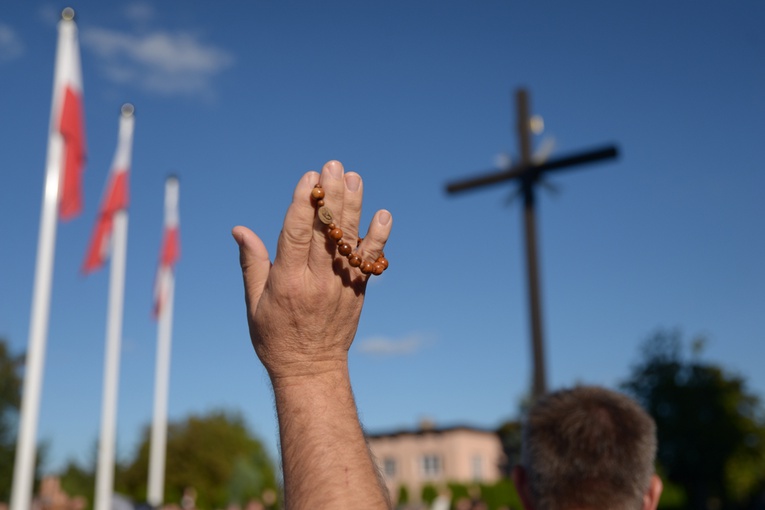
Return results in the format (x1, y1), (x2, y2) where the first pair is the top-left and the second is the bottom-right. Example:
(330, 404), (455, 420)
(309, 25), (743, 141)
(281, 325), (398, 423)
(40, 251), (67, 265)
(512, 465), (535, 510)
(642, 474), (663, 510)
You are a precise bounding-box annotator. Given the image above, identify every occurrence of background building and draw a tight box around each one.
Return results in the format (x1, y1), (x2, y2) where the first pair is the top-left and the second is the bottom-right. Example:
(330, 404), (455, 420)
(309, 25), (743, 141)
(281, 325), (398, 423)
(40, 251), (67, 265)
(367, 422), (505, 503)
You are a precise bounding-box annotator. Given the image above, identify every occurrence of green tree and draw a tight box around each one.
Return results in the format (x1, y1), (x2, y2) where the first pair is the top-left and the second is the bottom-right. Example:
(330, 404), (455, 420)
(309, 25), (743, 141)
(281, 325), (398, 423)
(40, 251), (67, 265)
(446, 481), (470, 502)
(59, 459), (96, 507)
(622, 330), (765, 510)
(440, 481), (522, 510)
(119, 410), (278, 509)
(396, 484), (409, 505)
(496, 420), (522, 477)
(0, 338), (24, 503)
(58, 443), (123, 510)
(420, 483), (438, 505)
(479, 479), (523, 510)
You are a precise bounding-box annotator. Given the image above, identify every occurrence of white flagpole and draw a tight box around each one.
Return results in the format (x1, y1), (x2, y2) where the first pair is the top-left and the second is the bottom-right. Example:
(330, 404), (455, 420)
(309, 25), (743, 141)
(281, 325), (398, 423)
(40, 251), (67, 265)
(147, 269), (175, 506)
(94, 210), (128, 510)
(10, 9), (74, 510)
(94, 105), (134, 510)
(10, 97), (63, 510)
(148, 177), (179, 507)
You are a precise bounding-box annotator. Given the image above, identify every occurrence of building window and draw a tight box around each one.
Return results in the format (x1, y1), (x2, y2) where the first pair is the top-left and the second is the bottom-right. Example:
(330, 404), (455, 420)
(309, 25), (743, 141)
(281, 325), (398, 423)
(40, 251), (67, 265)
(383, 457), (397, 478)
(471, 455), (483, 481)
(421, 454), (442, 478)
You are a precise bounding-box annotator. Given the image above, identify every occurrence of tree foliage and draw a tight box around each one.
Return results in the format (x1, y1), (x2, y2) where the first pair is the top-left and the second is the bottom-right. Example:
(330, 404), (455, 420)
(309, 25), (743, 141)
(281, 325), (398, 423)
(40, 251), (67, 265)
(496, 420), (522, 477)
(622, 330), (765, 509)
(479, 479), (522, 510)
(118, 410), (278, 509)
(420, 483), (438, 505)
(439, 480), (522, 510)
(0, 338), (24, 503)
(59, 459), (97, 507)
(396, 484), (409, 505)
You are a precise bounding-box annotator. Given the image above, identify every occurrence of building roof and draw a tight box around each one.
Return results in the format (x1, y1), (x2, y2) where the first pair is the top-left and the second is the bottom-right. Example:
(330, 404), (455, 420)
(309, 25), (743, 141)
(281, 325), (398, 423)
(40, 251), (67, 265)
(366, 423), (500, 440)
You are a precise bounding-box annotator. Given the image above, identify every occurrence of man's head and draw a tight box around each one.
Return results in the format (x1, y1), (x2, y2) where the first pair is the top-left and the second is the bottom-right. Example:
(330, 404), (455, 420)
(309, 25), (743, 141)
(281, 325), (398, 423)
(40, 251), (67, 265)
(512, 386), (663, 510)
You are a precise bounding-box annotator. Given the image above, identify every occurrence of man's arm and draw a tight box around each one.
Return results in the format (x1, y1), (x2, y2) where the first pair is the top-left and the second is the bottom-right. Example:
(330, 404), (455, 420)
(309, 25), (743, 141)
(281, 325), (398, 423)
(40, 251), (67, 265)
(233, 160), (392, 509)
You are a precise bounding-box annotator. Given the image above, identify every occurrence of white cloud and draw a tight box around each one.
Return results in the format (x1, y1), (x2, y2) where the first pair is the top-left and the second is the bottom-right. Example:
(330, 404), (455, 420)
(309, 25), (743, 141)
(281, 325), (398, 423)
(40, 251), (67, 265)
(82, 26), (234, 96)
(0, 23), (24, 62)
(124, 2), (156, 24)
(356, 333), (433, 356)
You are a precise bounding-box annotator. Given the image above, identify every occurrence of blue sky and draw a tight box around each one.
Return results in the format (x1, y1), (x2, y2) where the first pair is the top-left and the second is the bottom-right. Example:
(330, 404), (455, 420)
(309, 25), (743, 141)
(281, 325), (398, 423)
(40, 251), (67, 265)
(1, 1), (763, 474)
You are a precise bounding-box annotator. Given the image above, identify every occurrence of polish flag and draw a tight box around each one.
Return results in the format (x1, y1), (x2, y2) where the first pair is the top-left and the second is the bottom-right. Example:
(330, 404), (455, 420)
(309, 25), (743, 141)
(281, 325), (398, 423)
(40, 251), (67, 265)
(82, 105), (134, 273)
(153, 177), (180, 318)
(52, 9), (86, 221)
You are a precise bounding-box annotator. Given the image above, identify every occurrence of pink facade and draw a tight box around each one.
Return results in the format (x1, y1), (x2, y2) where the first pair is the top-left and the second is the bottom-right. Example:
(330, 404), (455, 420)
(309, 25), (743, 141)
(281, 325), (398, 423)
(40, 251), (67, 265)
(367, 424), (505, 502)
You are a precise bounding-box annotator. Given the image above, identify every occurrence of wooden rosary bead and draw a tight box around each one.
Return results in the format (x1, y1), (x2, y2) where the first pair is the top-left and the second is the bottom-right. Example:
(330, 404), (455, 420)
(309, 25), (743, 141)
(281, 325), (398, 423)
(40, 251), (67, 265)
(311, 183), (388, 276)
(311, 187), (325, 200)
(338, 242), (353, 256)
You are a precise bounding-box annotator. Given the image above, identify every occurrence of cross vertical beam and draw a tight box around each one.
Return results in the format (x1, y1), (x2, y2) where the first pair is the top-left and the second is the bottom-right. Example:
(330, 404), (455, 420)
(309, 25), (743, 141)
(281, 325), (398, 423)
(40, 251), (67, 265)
(516, 90), (547, 399)
(446, 88), (618, 403)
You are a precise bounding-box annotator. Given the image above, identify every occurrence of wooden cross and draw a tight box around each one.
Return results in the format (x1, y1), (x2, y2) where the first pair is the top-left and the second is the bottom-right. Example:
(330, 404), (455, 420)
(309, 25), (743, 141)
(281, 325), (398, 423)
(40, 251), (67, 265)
(446, 89), (618, 401)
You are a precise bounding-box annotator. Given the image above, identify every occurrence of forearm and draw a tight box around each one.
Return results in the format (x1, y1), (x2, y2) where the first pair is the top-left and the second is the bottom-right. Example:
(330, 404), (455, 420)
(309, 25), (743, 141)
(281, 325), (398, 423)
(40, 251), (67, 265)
(236, 164), (393, 508)
(272, 360), (390, 510)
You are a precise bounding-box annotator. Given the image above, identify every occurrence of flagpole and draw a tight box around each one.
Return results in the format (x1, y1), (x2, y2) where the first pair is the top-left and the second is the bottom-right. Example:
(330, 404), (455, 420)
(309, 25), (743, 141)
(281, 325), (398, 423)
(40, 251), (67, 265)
(93, 211), (127, 510)
(94, 104), (133, 510)
(148, 267), (175, 506)
(148, 177), (179, 507)
(10, 9), (74, 510)
(10, 86), (63, 510)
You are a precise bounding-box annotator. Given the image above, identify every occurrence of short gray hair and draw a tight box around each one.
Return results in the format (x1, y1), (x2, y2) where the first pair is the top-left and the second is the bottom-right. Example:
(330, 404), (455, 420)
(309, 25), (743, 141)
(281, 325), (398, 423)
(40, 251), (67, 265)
(521, 386), (657, 510)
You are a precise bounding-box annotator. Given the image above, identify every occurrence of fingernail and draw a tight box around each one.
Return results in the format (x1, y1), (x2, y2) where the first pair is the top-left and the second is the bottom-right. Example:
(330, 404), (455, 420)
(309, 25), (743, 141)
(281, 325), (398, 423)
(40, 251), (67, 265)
(377, 210), (391, 226)
(327, 160), (343, 179)
(345, 173), (361, 192)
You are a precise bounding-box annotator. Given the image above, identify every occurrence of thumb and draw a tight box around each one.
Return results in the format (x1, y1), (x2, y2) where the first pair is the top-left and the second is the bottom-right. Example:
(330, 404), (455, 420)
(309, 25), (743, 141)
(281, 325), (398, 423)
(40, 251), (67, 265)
(232, 225), (271, 313)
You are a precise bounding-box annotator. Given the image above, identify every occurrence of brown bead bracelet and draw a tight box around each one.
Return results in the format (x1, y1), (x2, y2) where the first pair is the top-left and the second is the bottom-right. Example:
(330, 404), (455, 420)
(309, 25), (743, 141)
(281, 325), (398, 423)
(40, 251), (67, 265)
(311, 183), (389, 276)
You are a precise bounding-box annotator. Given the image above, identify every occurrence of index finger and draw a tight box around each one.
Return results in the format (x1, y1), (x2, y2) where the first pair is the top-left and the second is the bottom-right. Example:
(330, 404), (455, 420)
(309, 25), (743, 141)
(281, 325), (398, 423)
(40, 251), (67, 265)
(273, 171), (321, 272)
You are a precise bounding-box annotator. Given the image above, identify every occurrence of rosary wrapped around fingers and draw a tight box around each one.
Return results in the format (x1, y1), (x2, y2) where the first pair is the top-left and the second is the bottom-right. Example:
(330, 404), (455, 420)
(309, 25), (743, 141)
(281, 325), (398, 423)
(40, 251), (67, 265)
(311, 183), (389, 276)
(234, 161), (393, 509)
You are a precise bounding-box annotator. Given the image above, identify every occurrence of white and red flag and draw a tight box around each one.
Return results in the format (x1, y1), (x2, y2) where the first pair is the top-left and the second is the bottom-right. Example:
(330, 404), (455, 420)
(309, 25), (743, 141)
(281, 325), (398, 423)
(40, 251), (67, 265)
(52, 8), (86, 220)
(153, 177), (180, 318)
(82, 105), (134, 273)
